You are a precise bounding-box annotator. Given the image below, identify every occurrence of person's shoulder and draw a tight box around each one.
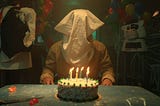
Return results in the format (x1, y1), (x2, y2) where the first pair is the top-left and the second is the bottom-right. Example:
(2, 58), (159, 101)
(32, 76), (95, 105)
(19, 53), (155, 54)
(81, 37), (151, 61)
(92, 40), (106, 51)
(48, 41), (62, 54)
(50, 40), (62, 49)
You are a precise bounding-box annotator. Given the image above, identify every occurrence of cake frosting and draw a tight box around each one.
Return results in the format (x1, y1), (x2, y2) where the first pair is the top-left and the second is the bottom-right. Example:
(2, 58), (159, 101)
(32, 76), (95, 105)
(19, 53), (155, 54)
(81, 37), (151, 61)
(57, 78), (99, 102)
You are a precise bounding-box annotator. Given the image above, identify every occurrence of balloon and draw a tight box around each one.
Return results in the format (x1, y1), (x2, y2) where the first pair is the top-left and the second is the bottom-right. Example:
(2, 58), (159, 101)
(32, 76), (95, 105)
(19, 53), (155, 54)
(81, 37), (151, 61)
(108, 7), (113, 14)
(43, 0), (53, 16)
(125, 3), (135, 16)
(43, 5), (50, 16)
(43, 5), (53, 16)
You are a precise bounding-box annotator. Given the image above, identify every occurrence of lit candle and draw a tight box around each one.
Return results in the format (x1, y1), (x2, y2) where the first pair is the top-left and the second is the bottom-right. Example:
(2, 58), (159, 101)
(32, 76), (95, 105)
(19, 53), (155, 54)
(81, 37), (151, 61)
(76, 67), (79, 80)
(69, 67), (74, 79)
(86, 67), (90, 83)
(79, 67), (84, 78)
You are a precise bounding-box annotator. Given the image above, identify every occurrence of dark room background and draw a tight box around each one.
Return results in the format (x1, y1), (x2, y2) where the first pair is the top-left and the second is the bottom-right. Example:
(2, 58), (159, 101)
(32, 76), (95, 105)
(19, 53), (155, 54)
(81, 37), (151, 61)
(0, 0), (160, 96)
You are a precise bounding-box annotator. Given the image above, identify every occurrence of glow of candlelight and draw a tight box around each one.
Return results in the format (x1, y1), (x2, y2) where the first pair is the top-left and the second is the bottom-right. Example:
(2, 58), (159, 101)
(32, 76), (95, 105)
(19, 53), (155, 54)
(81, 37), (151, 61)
(79, 67), (84, 78)
(86, 67), (90, 76)
(81, 67), (84, 71)
(86, 67), (90, 83)
(69, 67), (74, 79)
(76, 67), (79, 79)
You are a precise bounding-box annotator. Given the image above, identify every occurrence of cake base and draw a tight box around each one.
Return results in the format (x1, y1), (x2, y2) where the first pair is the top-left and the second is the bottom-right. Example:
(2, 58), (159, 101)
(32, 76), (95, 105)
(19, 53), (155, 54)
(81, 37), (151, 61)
(57, 78), (99, 102)
(55, 93), (101, 102)
(57, 94), (98, 102)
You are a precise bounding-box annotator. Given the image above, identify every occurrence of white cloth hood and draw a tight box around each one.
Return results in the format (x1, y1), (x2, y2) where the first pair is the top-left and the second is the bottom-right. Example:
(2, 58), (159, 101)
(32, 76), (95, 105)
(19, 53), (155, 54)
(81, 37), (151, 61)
(54, 9), (104, 66)
(55, 9), (104, 37)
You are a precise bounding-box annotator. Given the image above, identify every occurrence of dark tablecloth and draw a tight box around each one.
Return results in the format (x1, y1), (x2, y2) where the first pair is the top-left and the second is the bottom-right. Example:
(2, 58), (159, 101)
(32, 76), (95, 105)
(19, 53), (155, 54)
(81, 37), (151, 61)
(0, 84), (160, 106)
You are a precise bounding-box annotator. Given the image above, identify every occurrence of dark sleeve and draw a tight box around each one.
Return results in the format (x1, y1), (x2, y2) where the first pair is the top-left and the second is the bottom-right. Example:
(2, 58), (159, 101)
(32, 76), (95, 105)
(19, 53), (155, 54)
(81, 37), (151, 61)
(44, 44), (57, 72)
(40, 42), (60, 82)
(99, 43), (115, 83)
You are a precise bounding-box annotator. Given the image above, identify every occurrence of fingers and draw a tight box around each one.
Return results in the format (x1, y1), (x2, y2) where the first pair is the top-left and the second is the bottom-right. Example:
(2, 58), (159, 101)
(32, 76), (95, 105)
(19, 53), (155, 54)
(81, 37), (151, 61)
(43, 78), (54, 85)
(46, 80), (51, 85)
(101, 79), (113, 86)
(50, 80), (54, 84)
(45, 80), (53, 85)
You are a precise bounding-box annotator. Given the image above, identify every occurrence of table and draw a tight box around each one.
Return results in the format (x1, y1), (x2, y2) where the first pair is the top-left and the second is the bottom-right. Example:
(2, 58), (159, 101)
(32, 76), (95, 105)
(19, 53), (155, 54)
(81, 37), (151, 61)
(0, 84), (160, 106)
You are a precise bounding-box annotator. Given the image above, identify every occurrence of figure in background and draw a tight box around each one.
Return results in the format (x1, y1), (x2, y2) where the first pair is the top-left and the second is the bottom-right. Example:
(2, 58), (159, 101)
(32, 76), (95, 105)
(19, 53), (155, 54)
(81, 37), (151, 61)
(0, 0), (36, 86)
(40, 9), (115, 86)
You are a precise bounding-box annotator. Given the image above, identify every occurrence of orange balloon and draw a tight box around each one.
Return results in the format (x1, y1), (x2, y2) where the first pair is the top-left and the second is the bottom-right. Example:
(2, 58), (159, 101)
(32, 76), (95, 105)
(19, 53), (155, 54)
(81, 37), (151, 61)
(125, 3), (135, 16)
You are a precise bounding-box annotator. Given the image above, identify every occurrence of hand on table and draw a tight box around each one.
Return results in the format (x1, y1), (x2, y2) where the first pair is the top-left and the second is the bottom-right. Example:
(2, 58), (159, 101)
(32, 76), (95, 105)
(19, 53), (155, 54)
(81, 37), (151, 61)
(42, 77), (54, 85)
(101, 78), (113, 86)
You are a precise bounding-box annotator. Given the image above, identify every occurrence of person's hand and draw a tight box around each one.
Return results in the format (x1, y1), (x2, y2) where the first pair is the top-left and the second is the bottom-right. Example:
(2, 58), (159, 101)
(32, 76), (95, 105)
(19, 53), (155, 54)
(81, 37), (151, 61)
(101, 78), (113, 86)
(42, 77), (54, 85)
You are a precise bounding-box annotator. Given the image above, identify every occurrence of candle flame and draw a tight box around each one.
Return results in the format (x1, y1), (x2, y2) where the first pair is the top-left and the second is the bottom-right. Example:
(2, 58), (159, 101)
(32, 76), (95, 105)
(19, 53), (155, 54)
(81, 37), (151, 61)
(76, 67), (79, 72)
(70, 67), (74, 73)
(87, 67), (90, 75)
(81, 67), (84, 71)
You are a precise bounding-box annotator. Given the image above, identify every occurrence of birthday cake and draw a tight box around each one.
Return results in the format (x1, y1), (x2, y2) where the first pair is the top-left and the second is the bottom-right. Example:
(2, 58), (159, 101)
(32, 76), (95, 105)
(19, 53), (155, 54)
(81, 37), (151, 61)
(57, 78), (99, 102)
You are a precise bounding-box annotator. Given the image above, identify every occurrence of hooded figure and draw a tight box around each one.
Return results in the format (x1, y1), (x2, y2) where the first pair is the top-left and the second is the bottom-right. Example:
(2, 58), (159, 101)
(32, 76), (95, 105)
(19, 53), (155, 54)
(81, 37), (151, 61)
(40, 9), (115, 85)
(55, 9), (104, 66)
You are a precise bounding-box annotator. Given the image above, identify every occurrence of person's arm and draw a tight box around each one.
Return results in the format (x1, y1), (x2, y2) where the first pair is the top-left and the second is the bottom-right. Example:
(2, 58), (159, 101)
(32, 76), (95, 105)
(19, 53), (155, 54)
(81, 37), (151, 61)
(40, 68), (54, 84)
(40, 44), (57, 84)
(100, 44), (115, 86)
